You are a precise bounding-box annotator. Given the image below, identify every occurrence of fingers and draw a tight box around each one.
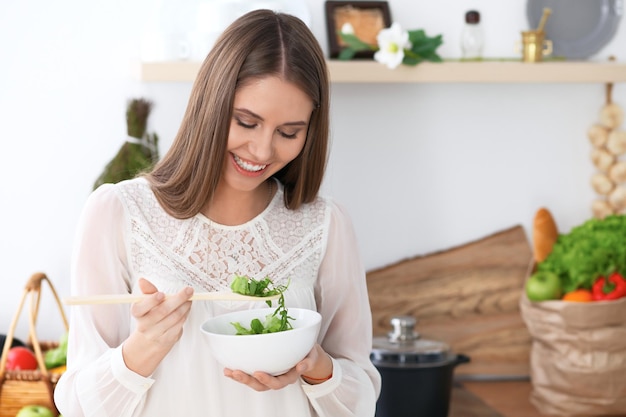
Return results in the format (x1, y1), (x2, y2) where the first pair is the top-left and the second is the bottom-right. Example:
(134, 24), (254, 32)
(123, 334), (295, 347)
(223, 344), (332, 391)
(138, 277), (158, 294)
(132, 278), (164, 317)
(296, 343), (321, 373)
(295, 344), (333, 384)
(121, 283), (194, 377)
(131, 283), (194, 344)
(131, 291), (165, 318)
(224, 369), (268, 391)
(254, 369), (300, 389)
(224, 361), (307, 391)
(132, 280), (193, 318)
(224, 368), (300, 391)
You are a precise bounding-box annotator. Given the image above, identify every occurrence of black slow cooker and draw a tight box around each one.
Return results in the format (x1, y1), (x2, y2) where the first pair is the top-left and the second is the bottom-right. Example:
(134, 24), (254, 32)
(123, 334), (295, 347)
(371, 316), (470, 417)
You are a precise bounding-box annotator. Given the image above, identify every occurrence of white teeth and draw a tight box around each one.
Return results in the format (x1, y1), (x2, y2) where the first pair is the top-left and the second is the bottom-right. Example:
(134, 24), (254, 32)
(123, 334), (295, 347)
(233, 154), (266, 172)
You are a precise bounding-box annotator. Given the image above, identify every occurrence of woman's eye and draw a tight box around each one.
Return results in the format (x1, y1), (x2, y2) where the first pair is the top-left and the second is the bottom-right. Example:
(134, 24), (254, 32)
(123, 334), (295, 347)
(235, 118), (256, 129)
(278, 130), (298, 139)
(235, 116), (299, 139)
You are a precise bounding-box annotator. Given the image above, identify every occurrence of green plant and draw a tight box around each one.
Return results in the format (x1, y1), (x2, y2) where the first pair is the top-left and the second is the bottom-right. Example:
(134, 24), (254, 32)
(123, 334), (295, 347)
(338, 22), (443, 68)
(93, 98), (159, 190)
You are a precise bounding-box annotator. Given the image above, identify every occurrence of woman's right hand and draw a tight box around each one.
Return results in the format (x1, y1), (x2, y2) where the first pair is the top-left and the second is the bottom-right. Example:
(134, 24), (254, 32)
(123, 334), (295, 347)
(121, 278), (194, 376)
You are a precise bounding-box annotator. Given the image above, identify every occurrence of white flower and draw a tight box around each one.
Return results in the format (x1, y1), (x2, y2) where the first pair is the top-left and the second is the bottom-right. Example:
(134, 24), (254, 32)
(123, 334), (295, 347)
(340, 22), (355, 35)
(374, 22), (411, 69)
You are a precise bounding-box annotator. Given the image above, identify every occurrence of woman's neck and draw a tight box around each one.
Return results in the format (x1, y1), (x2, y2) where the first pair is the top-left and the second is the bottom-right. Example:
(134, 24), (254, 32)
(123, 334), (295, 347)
(203, 180), (274, 225)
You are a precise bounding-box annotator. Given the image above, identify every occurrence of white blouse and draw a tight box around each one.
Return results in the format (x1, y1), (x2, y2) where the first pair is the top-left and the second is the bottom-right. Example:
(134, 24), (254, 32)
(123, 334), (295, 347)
(54, 177), (381, 417)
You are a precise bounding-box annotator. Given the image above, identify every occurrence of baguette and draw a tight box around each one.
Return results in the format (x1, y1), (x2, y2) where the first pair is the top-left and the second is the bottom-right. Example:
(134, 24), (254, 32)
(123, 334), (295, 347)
(532, 207), (559, 263)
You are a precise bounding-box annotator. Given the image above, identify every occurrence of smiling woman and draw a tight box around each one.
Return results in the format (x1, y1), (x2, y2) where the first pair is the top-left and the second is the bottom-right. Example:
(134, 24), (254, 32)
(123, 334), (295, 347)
(53, 8), (381, 417)
(217, 76), (313, 216)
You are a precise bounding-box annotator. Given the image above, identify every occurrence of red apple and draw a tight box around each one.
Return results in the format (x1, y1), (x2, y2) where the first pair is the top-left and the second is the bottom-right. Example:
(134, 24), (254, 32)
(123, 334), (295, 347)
(6, 346), (38, 371)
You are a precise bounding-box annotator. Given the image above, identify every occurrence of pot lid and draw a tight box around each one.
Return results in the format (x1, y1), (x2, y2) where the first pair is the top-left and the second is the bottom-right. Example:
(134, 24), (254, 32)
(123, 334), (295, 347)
(371, 316), (453, 366)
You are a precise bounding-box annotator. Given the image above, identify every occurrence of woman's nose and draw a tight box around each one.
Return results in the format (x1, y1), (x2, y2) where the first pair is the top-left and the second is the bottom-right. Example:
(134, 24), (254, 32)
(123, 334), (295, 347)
(248, 128), (274, 161)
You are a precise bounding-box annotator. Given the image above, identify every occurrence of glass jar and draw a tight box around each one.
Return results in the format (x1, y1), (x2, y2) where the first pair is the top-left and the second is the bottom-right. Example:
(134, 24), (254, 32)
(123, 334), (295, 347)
(461, 10), (484, 60)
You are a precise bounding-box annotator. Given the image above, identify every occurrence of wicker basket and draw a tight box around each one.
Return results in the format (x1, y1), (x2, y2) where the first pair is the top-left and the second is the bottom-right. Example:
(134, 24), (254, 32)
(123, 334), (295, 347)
(0, 272), (69, 417)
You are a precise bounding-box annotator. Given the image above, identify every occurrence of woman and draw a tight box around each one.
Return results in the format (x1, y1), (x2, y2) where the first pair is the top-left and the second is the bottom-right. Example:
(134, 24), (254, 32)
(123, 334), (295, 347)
(55, 9), (381, 417)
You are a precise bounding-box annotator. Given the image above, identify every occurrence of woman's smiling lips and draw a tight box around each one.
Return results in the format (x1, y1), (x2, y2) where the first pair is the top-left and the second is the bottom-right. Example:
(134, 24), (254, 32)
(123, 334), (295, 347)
(231, 153), (268, 177)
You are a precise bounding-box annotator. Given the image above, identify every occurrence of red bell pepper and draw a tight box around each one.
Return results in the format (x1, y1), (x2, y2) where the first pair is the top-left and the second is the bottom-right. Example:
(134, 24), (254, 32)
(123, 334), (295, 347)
(592, 272), (626, 301)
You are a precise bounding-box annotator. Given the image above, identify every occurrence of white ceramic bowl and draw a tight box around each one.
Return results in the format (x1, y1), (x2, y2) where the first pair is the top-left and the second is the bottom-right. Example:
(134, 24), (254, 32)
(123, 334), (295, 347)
(201, 307), (322, 376)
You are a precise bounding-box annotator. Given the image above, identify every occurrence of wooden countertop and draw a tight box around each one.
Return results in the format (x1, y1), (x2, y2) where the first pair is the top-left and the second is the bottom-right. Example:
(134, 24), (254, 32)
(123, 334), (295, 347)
(449, 385), (504, 417)
(454, 380), (547, 417)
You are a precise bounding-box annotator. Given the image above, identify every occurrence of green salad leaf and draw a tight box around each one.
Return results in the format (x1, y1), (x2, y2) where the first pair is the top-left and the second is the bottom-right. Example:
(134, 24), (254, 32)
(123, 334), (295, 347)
(230, 275), (285, 302)
(230, 275), (293, 335)
(537, 214), (626, 293)
(231, 314), (287, 335)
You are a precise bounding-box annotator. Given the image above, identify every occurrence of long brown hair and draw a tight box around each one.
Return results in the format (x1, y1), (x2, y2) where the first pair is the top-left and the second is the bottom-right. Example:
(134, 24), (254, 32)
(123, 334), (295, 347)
(145, 9), (330, 219)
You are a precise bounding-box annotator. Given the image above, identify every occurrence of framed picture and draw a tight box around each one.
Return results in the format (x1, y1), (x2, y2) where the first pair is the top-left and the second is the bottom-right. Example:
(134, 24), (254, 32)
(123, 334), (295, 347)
(325, 1), (392, 59)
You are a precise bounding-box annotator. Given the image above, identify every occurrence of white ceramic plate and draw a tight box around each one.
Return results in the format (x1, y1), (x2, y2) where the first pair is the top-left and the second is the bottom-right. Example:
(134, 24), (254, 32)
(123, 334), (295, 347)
(527, 0), (623, 59)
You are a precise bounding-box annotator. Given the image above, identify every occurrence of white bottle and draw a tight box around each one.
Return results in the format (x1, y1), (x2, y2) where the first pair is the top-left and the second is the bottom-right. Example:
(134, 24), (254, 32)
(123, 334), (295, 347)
(461, 10), (484, 60)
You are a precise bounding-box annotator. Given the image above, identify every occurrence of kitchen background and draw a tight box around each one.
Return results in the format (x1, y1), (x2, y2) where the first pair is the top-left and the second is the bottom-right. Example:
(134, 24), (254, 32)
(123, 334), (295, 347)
(1, 0), (624, 341)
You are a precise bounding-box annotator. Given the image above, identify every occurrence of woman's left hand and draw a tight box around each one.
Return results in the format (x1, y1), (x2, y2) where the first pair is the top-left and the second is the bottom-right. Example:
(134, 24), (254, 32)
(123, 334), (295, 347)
(223, 343), (333, 391)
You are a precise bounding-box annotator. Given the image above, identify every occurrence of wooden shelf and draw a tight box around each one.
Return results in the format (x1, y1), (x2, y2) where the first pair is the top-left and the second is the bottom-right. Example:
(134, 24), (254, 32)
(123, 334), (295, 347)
(134, 60), (626, 84)
(328, 60), (626, 83)
(134, 61), (202, 82)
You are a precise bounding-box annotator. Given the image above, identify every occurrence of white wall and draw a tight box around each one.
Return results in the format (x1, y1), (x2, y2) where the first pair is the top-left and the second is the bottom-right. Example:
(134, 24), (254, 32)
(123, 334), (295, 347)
(1, 0), (624, 341)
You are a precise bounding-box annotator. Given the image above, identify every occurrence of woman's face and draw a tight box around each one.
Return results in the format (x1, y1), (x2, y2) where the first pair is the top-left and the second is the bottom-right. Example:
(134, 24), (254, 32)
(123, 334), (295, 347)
(223, 76), (313, 193)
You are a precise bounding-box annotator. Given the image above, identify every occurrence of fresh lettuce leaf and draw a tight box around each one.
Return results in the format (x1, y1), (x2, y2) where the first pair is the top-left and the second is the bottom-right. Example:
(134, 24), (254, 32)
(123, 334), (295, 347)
(537, 215), (626, 292)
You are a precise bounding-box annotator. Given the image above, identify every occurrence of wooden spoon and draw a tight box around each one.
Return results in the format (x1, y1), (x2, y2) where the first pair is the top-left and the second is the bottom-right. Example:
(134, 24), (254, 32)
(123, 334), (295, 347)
(63, 291), (280, 305)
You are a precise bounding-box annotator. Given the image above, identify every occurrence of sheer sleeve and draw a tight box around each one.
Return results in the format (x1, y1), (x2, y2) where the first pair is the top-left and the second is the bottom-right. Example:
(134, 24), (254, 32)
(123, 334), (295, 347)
(54, 184), (154, 417)
(302, 200), (382, 416)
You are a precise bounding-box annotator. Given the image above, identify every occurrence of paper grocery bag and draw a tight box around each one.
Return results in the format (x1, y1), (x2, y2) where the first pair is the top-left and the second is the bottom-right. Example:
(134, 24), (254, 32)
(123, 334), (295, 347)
(520, 294), (626, 416)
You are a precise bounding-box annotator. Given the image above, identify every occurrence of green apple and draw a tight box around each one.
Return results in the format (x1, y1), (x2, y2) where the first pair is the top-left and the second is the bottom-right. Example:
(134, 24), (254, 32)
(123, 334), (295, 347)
(44, 332), (68, 369)
(526, 271), (562, 301)
(16, 405), (54, 417)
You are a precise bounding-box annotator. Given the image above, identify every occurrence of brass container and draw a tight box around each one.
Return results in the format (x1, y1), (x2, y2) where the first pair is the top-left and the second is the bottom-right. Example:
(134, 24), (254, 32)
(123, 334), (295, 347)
(520, 30), (553, 62)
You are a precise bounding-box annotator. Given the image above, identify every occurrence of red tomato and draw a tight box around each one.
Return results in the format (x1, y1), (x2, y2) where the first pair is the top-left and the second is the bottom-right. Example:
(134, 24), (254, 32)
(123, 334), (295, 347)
(6, 346), (38, 371)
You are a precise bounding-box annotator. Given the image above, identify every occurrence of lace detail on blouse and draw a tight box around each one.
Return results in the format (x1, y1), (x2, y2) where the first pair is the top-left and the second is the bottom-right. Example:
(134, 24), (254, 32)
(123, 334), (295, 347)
(115, 179), (328, 293)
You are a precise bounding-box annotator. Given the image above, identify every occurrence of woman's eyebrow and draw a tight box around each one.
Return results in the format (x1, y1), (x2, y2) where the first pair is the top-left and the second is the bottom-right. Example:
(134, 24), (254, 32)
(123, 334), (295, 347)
(234, 108), (308, 126)
(234, 107), (263, 120)
(283, 120), (308, 127)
